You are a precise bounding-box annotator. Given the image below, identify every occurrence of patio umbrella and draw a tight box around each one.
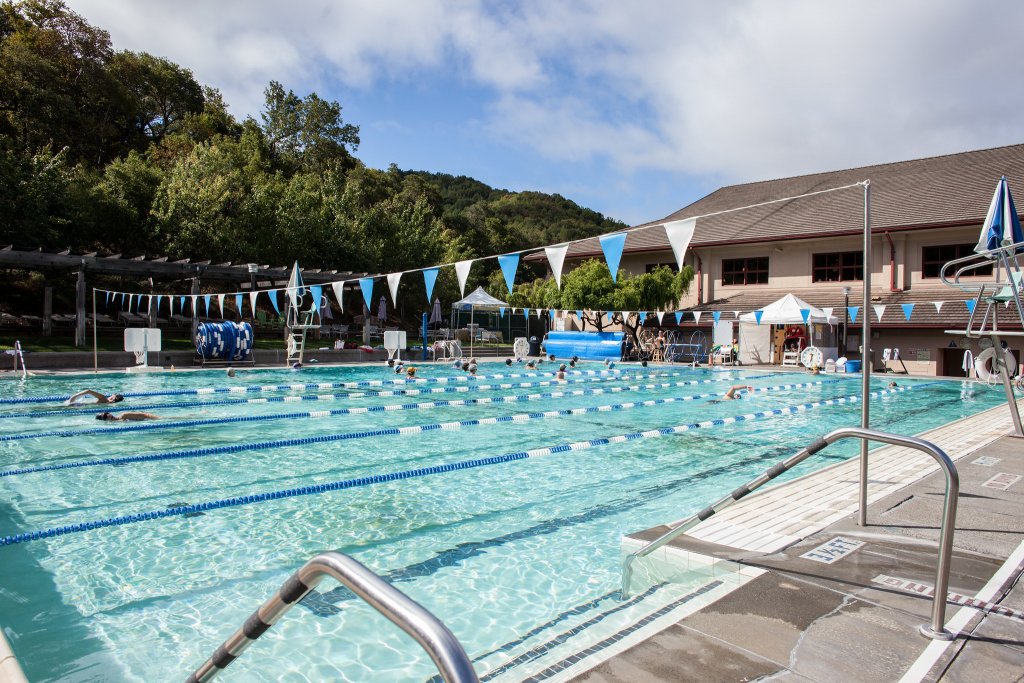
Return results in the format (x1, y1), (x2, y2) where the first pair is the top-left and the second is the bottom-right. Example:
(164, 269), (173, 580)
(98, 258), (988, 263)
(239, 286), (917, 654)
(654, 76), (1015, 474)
(377, 295), (387, 322)
(975, 176), (1024, 255)
(429, 298), (442, 325)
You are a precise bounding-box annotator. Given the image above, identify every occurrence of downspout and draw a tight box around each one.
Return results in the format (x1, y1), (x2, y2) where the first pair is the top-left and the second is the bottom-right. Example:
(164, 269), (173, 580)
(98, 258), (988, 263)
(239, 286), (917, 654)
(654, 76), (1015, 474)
(695, 252), (703, 305)
(884, 231), (901, 292)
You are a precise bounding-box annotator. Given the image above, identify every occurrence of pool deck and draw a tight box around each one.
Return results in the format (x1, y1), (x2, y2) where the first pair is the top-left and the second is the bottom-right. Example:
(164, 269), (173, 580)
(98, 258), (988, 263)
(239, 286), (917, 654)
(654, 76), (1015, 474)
(570, 399), (1024, 682)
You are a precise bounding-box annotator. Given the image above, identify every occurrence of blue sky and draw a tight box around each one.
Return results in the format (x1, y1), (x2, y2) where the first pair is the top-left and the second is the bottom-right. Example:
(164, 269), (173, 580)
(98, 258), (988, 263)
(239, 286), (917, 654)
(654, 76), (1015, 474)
(67, 1), (1024, 226)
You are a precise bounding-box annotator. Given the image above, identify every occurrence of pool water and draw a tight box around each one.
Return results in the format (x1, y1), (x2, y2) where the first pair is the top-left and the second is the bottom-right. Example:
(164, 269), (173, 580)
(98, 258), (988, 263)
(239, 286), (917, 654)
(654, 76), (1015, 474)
(0, 363), (1005, 682)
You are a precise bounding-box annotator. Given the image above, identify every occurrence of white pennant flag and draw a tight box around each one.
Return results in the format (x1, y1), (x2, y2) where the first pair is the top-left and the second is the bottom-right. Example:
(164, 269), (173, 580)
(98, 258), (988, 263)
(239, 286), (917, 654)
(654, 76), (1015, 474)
(331, 282), (345, 311)
(692, 310), (702, 324)
(217, 294), (225, 317)
(387, 272), (403, 305)
(663, 218), (697, 271)
(822, 307), (833, 319)
(454, 260), (473, 296)
(656, 311), (665, 325)
(545, 245), (570, 288)
(249, 291), (258, 316)
(933, 301), (944, 314)
(873, 304), (886, 321)
(190, 294), (198, 313)
(733, 310), (741, 318)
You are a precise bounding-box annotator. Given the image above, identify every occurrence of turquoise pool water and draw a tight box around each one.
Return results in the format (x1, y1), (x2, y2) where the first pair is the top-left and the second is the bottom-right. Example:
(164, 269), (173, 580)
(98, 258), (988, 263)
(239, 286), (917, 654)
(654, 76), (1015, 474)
(0, 363), (1006, 682)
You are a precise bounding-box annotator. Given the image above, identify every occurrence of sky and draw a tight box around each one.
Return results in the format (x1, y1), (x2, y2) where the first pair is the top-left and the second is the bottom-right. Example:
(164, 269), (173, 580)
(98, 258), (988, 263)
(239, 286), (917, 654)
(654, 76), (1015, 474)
(66, 0), (1024, 226)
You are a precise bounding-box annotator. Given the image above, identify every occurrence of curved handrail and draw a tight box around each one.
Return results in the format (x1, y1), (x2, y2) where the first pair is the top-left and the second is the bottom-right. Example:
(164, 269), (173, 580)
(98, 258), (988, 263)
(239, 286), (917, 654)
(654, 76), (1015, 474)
(621, 427), (959, 640)
(187, 552), (478, 683)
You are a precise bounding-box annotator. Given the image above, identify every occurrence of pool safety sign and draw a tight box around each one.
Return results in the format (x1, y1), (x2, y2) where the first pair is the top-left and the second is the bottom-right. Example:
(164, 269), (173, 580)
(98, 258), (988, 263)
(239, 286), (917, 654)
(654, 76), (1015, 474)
(873, 575), (1024, 622)
(981, 473), (1021, 491)
(800, 537), (864, 564)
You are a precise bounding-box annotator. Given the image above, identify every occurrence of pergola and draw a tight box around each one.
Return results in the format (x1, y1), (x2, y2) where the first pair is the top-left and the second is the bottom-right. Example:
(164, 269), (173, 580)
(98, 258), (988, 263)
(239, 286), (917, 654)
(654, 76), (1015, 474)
(0, 245), (370, 346)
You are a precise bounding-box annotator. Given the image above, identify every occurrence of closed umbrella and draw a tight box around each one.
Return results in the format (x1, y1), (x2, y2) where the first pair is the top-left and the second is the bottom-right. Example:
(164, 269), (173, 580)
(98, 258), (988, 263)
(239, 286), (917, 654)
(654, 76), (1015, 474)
(429, 298), (442, 325)
(975, 176), (1024, 255)
(377, 296), (387, 322)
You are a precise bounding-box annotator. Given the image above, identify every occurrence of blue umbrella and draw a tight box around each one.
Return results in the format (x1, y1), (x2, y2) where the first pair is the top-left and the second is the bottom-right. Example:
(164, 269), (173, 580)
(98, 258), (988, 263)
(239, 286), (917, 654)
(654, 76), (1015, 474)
(975, 176), (1024, 255)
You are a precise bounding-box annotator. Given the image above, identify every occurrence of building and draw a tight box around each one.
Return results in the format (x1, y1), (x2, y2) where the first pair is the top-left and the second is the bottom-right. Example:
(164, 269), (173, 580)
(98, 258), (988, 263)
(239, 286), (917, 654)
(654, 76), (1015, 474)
(551, 144), (1024, 376)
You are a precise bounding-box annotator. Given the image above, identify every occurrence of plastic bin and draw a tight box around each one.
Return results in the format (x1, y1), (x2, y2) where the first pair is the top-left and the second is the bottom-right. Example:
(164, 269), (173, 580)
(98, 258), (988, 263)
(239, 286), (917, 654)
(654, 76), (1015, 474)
(845, 360), (862, 373)
(528, 336), (541, 356)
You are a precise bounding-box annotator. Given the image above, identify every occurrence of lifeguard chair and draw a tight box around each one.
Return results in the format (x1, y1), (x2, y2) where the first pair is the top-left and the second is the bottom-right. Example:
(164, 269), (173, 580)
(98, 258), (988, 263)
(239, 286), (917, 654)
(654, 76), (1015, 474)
(284, 263), (321, 366)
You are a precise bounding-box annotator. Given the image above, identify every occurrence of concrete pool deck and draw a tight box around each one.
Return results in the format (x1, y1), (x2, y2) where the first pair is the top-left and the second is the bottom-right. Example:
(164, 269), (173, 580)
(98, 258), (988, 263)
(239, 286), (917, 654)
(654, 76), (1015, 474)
(571, 399), (1024, 682)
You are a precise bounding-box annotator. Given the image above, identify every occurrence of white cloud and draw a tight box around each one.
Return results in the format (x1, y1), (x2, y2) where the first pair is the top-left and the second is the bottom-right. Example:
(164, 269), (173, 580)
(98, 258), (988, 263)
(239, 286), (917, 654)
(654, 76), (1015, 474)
(66, 0), (1024, 184)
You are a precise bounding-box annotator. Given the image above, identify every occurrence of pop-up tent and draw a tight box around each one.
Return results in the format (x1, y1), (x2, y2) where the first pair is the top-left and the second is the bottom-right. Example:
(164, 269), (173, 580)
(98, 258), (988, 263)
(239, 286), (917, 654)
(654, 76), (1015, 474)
(738, 294), (839, 365)
(452, 286), (509, 355)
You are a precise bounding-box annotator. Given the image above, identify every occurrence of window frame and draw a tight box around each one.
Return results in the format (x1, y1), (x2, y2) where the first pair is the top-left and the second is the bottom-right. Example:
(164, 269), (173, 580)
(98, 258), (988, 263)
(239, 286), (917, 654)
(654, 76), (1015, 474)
(921, 244), (992, 279)
(811, 250), (864, 283)
(721, 256), (769, 286)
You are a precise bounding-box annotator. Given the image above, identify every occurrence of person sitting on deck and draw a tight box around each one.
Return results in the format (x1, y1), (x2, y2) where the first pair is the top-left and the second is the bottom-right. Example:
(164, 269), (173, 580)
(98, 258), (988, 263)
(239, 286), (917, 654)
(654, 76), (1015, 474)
(95, 411), (158, 422)
(66, 389), (124, 406)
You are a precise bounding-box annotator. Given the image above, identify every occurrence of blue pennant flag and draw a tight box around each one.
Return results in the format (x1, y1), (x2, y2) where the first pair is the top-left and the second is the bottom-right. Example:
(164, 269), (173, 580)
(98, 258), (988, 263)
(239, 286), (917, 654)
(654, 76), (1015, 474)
(359, 278), (375, 311)
(576, 310), (583, 321)
(179, 296), (186, 313)
(524, 308), (530, 318)
(713, 311), (721, 323)
(498, 254), (520, 293)
(965, 299), (977, 314)
(800, 308), (810, 323)
(639, 312), (647, 324)
(674, 311), (683, 325)
(499, 307), (505, 317)
(754, 310), (764, 325)
(599, 233), (627, 283)
(607, 311), (614, 322)
(310, 285), (323, 314)
(235, 293), (243, 315)
(156, 295), (164, 314)
(901, 303), (914, 320)
(268, 290), (280, 315)
(422, 268), (439, 302)
(548, 309), (554, 319)
(204, 295), (211, 316)
(105, 291), (111, 306)
(848, 306), (859, 323)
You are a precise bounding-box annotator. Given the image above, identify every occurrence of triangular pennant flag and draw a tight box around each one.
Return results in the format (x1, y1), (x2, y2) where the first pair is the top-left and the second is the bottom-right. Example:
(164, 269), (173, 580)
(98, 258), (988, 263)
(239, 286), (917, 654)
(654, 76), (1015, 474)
(204, 295), (211, 316)
(933, 301), (944, 314)
(157, 295), (165, 314)
(576, 310), (583, 321)
(607, 311), (614, 322)
(268, 290), (280, 315)
(499, 307), (505, 317)
(524, 308), (530, 318)
(548, 309), (555, 319)
(422, 268), (439, 302)
(848, 306), (859, 323)
(873, 304), (886, 321)
(545, 245), (570, 288)
(309, 285), (322, 315)
(599, 233), (627, 283)
(145, 295), (152, 313)
(235, 293), (243, 315)
(800, 308), (810, 323)
(663, 218), (696, 271)
(965, 299), (977, 314)
(359, 278), (375, 311)
(713, 311), (721, 324)
(179, 296), (186, 313)
(639, 312), (647, 324)
(190, 295), (198, 315)
(105, 291), (111, 306)
(754, 310), (764, 325)
(330, 283), (344, 312)
(821, 307), (833, 319)
(657, 311), (665, 325)
(497, 254), (520, 293)
(387, 272), (403, 305)
(170, 296), (177, 316)
(901, 303), (914, 320)
(454, 260), (473, 296)
(733, 310), (741, 318)
(249, 291), (259, 316)
(674, 311), (683, 325)
(693, 311), (702, 324)
(217, 294), (225, 317)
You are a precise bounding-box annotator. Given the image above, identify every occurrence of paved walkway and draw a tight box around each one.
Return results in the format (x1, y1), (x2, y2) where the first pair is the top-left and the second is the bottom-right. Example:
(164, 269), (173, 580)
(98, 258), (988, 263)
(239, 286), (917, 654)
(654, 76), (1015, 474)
(572, 400), (1024, 682)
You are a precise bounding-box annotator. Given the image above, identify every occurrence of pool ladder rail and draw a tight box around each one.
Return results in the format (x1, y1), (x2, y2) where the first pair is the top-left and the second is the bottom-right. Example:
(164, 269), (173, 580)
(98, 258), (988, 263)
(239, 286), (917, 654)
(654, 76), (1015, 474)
(186, 552), (478, 683)
(621, 427), (961, 641)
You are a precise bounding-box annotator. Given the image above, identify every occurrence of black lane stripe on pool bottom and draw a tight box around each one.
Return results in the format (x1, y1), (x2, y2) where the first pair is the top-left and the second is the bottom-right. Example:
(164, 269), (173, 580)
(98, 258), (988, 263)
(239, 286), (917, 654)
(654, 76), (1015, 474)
(0, 385), (919, 547)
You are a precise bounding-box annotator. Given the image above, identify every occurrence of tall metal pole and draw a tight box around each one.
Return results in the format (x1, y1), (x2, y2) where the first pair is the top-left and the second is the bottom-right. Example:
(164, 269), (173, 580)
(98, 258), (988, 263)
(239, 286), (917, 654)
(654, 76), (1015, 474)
(859, 180), (872, 526)
(92, 288), (98, 373)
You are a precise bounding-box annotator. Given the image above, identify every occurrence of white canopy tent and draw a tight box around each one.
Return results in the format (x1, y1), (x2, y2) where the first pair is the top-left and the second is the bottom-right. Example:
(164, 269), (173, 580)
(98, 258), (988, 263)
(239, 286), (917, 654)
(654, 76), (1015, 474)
(452, 286), (509, 356)
(737, 294), (840, 366)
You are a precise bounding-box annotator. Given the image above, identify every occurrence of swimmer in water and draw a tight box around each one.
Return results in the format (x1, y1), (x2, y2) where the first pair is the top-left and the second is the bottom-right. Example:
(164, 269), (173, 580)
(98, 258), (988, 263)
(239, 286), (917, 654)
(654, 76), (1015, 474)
(226, 367), (236, 378)
(95, 411), (159, 422)
(556, 364), (567, 380)
(526, 360), (536, 369)
(66, 390), (124, 406)
(406, 366), (417, 378)
(723, 385), (754, 400)
(505, 358), (513, 366)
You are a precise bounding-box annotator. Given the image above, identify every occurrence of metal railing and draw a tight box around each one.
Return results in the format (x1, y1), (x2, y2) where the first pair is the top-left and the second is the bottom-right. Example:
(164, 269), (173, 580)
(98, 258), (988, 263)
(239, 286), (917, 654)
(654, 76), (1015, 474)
(186, 552), (479, 683)
(621, 427), (960, 640)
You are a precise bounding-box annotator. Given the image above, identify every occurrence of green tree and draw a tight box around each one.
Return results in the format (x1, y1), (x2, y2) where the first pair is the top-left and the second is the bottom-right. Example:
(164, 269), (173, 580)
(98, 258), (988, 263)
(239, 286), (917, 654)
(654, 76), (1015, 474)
(110, 50), (204, 145)
(260, 80), (359, 174)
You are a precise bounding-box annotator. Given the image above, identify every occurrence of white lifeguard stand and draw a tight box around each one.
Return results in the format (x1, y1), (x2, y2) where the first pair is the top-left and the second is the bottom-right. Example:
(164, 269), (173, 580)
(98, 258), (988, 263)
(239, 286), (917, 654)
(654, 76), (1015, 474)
(284, 262), (321, 366)
(125, 328), (162, 372)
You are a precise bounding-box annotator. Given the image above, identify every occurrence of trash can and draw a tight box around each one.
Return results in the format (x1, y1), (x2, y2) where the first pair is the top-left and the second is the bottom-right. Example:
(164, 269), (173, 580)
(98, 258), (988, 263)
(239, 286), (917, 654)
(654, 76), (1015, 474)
(528, 336), (541, 357)
(845, 360), (862, 373)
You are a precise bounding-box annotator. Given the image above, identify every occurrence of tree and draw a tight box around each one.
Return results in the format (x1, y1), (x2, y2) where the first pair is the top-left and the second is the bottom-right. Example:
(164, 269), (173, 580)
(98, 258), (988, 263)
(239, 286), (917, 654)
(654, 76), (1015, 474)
(260, 80), (359, 174)
(110, 50), (204, 145)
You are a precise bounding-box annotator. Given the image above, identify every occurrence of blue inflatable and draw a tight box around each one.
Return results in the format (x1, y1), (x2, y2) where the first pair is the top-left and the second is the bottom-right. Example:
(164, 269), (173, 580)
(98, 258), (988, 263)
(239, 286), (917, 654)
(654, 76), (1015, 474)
(543, 331), (623, 361)
(195, 322), (254, 361)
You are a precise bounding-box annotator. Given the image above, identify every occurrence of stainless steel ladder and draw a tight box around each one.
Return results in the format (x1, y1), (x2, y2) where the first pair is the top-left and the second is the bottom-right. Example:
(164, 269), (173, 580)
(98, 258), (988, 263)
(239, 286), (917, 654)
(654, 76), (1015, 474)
(621, 427), (961, 641)
(186, 552), (478, 683)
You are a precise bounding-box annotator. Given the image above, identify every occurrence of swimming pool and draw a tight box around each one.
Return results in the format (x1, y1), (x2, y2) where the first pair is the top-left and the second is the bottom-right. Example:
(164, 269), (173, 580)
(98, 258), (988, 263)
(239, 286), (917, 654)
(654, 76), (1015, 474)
(0, 363), (1006, 681)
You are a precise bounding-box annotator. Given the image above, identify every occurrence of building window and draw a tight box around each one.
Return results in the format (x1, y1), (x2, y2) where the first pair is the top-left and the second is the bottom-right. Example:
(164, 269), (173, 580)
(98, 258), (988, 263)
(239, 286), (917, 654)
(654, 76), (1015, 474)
(722, 257), (768, 285)
(922, 244), (993, 278)
(645, 263), (675, 273)
(812, 251), (863, 282)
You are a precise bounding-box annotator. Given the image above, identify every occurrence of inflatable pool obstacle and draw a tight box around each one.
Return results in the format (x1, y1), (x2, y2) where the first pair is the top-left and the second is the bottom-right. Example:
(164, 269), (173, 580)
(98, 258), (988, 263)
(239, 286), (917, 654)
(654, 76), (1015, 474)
(195, 322), (254, 364)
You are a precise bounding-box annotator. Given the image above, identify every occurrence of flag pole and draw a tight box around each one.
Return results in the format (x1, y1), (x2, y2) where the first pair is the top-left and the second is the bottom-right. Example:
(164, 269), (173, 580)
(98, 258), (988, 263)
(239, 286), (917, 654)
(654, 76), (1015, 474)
(92, 288), (98, 373)
(858, 180), (872, 526)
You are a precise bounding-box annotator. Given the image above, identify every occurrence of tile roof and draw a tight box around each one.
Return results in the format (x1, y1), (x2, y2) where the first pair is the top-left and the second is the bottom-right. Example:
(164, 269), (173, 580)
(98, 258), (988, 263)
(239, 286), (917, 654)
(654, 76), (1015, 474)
(549, 144), (1024, 260)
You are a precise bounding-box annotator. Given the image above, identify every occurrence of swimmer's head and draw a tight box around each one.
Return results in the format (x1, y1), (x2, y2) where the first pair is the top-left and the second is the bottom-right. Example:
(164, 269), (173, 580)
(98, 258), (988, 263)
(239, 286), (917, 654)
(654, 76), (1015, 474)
(608, 361), (616, 369)
(291, 362), (302, 370)
(888, 381), (898, 388)
(387, 359), (395, 367)
(96, 412), (115, 421)
(569, 360), (576, 367)
(559, 364), (566, 371)
(548, 354), (556, 361)
(505, 358), (513, 366)
(641, 360), (648, 367)
(226, 368), (235, 377)
(406, 367), (416, 377)
(109, 394), (124, 403)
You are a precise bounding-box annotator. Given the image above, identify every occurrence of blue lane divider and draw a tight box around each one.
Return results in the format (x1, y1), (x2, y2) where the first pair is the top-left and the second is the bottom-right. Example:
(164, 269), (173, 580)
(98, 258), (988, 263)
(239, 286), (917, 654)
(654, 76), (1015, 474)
(0, 384), (923, 547)
(0, 366), (669, 405)
(0, 374), (781, 442)
(0, 369), (734, 420)
(0, 380), (843, 477)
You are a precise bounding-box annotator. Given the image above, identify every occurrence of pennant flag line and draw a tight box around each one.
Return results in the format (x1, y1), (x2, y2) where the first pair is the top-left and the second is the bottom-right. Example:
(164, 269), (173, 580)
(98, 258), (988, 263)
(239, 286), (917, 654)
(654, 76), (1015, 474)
(848, 306), (859, 323)
(692, 311), (702, 324)
(674, 312), (683, 325)
(235, 294), (243, 316)
(497, 254), (520, 293)
(821, 307), (833, 319)
(545, 245), (569, 288)
(712, 311), (721, 324)
(599, 233), (627, 283)
(422, 268), (439, 303)
(754, 310), (764, 325)
(310, 285), (323, 315)
(933, 301), (944, 314)
(330, 283), (344, 312)
(269, 290), (281, 315)
(454, 260), (473, 296)
(965, 300), (977, 314)
(800, 308), (810, 323)
(387, 273), (403, 305)
(663, 218), (696, 271)
(901, 303), (914, 320)
(217, 294), (225, 317)
(249, 291), (259, 316)
(359, 278), (375, 312)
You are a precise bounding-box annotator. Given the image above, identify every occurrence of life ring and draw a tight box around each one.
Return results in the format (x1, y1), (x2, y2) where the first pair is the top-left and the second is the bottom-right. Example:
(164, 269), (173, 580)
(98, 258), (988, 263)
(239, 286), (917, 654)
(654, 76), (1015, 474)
(974, 347), (1017, 383)
(800, 346), (823, 369)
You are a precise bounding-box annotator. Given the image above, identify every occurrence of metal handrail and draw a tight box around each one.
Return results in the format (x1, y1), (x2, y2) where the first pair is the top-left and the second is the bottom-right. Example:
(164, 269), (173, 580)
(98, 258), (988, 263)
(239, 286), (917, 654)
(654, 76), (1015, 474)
(621, 427), (960, 640)
(939, 237), (1024, 291)
(186, 552), (479, 683)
